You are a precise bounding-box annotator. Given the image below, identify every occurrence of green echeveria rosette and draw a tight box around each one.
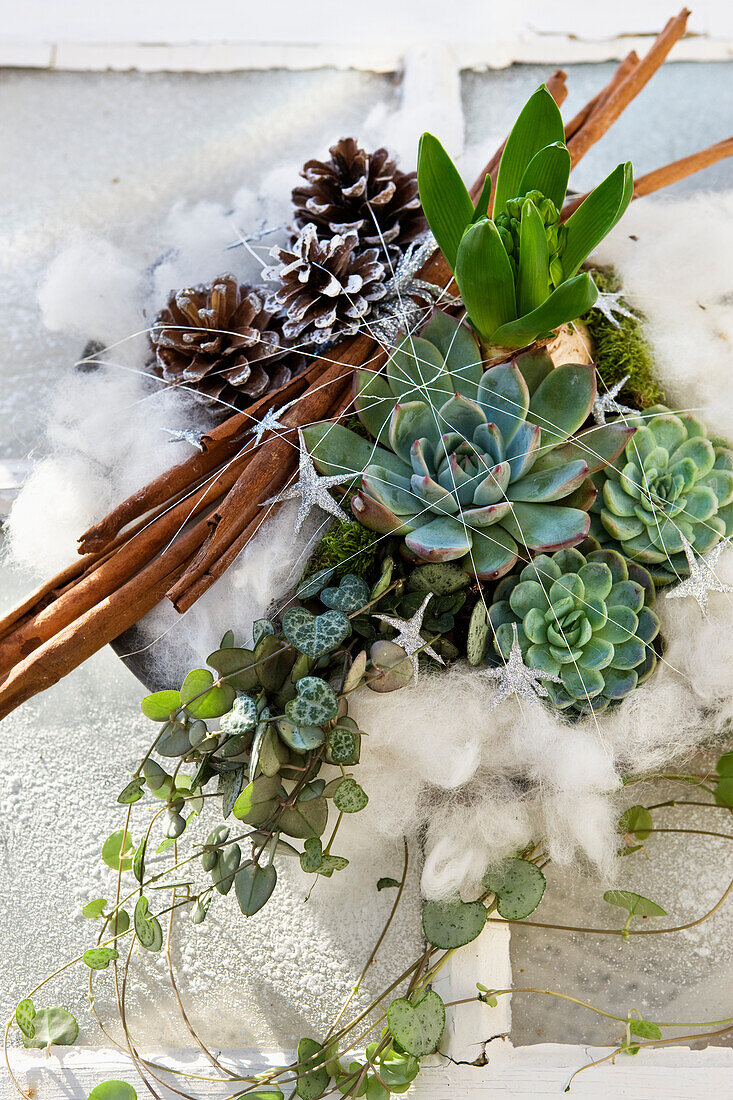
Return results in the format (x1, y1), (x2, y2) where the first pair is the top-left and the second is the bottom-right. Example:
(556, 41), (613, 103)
(303, 312), (635, 580)
(489, 546), (661, 713)
(590, 405), (733, 585)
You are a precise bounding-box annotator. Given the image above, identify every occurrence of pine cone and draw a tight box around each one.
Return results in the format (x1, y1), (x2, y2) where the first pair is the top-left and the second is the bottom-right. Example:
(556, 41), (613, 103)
(150, 274), (303, 410)
(263, 225), (386, 344)
(292, 138), (425, 255)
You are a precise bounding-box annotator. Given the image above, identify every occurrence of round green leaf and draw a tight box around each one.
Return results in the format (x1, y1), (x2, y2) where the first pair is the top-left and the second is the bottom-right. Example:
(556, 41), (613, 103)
(181, 668), (236, 719)
(117, 777), (145, 805)
(422, 898), (487, 949)
(296, 1037), (331, 1100)
(207, 646), (259, 692)
(619, 805), (653, 841)
(483, 858), (546, 920)
(212, 843), (242, 896)
(603, 890), (667, 918)
(387, 990), (446, 1057)
(88, 1083), (138, 1100)
(277, 718), (325, 754)
(466, 599), (489, 666)
(279, 796), (328, 840)
(102, 830), (134, 872)
(629, 1018), (662, 1041)
(22, 1007), (78, 1050)
(333, 778), (368, 814)
(232, 775), (280, 825)
(83, 948), (119, 971)
(133, 897), (163, 952)
(141, 690), (180, 721)
(82, 898), (107, 919)
(234, 862), (277, 916)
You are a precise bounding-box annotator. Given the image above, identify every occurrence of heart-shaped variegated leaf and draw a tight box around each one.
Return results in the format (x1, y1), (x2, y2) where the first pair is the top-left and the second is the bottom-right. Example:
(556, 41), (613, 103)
(333, 778), (369, 814)
(282, 607), (351, 658)
(83, 948), (119, 971)
(285, 676), (338, 726)
(387, 990), (446, 1057)
(422, 898), (487, 948)
(234, 862), (277, 916)
(133, 897), (163, 952)
(320, 573), (370, 612)
(484, 858), (546, 920)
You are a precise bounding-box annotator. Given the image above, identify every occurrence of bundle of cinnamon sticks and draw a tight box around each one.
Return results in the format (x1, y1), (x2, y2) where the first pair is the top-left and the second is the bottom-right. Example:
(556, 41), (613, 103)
(1, 8), (730, 720)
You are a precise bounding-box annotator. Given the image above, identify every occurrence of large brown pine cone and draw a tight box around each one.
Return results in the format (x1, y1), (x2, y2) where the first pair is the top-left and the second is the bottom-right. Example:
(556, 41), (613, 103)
(292, 138), (425, 255)
(150, 273), (303, 410)
(263, 225), (386, 345)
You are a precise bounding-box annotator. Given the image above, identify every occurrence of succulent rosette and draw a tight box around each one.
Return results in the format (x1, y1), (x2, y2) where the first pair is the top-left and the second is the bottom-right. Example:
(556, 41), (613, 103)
(590, 405), (733, 584)
(489, 546), (661, 712)
(303, 312), (634, 579)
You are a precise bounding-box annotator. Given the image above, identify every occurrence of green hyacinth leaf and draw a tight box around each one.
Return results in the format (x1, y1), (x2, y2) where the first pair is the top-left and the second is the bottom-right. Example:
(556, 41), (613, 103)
(561, 162), (633, 278)
(422, 898), (487, 948)
(494, 85), (565, 217)
(490, 272), (597, 350)
(180, 669), (236, 719)
(529, 363), (597, 448)
(387, 990), (446, 1057)
(484, 857), (546, 920)
(83, 948), (119, 971)
(420, 311), (483, 399)
(417, 132), (474, 271)
(234, 862), (277, 917)
(472, 172), (493, 222)
(518, 141), (571, 210)
(21, 1007), (78, 1050)
(283, 607), (351, 658)
(517, 199), (550, 316)
(285, 676), (339, 726)
(133, 897), (163, 952)
(456, 218), (516, 344)
(354, 369), (394, 444)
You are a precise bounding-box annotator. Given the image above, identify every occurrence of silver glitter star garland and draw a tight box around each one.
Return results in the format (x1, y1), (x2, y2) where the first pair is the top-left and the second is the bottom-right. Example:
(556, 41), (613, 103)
(367, 233), (462, 346)
(374, 593), (445, 685)
(261, 428), (353, 533)
(665, 535), (733, 615)
(480, 623), (562, 709)
(591, 374), (638, 425)
(592, 285), (638, 328)
(161, 427), (206, 451)
(247, 397), (300, 446)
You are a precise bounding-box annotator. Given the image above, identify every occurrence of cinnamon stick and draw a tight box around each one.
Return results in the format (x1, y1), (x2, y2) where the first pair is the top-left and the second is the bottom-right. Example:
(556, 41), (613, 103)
(78, 355), (328, 554)
(564, 51), (639, 141)
(0, 519), (211, 721)
(0, 448), (253, 673)
(567, 10), (691, 166)
(633, 137), (733, 197)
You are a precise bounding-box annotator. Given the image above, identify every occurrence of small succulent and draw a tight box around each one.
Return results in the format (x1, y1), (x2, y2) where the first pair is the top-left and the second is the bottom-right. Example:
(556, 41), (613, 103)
(590, 406), (733, 584)
(489, 546), (661, 712)
(303, 312), (634, 579)
(417, 85), (633, 350)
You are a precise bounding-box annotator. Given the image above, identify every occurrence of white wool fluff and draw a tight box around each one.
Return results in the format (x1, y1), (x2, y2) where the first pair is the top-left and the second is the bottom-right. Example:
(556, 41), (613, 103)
(6, 164), (733, 900)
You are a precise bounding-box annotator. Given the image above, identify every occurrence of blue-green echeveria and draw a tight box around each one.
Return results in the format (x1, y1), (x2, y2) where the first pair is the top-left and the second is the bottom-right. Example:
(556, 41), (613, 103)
(489, 546), (661, 712)
(590, 405), (733, 584)
(303, 312), (635, 579)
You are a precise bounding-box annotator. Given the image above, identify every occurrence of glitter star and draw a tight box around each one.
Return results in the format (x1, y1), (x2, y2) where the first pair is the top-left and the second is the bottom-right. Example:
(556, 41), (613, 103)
(592, 375), (638, 425)
(247, 398), (300, 446)
(592, 287), (637, 328)
(665, 535), (733, 615)
(375, 593), (445, 685)
(162, 427), (206, 451)
(261, 429), (352, 533)
(480, 623), (562, 709)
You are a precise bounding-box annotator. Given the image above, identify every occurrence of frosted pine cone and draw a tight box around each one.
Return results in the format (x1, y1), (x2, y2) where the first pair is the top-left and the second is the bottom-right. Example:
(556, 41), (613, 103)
(150, 274), (303, 410)
(292, 138), (425, 256)
(263, 225), (386, 344)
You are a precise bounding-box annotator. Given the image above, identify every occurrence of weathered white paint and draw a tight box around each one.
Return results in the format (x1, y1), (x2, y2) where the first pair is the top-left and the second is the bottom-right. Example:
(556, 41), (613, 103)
(7, 1042), (733, 1098)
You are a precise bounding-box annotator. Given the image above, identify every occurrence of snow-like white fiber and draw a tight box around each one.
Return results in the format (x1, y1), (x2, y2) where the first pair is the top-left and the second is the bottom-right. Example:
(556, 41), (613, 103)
(6, 173), (733, 899)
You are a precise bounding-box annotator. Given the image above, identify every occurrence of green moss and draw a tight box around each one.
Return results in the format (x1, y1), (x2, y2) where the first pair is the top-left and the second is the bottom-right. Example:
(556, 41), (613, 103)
(305, 518), (382, 581)
(583, 267), (663, 410)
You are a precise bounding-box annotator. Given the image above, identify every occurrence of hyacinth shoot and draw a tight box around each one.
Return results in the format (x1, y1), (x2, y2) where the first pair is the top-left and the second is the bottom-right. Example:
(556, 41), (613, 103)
(303, 312), (634, 579)
(489, 546), (661, 712)
(590, 405), (733, 584)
